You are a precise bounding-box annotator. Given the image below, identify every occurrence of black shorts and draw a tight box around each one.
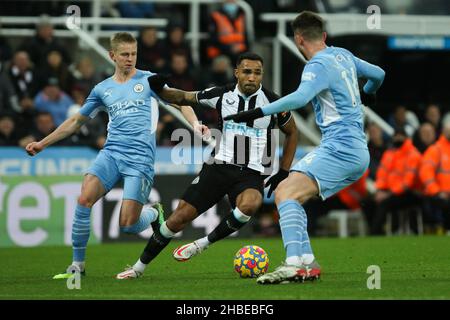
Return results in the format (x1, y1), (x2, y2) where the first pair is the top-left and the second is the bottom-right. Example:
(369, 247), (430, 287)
(182, 163), (265, 214)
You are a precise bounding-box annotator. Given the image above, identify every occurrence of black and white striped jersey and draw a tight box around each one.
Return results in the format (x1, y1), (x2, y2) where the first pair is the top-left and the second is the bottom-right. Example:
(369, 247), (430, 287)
(196, 83), (292, 174)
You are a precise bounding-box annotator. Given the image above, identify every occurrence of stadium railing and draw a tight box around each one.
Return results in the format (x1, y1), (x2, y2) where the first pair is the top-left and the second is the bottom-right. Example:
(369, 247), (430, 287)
(0, 0), (254, 66)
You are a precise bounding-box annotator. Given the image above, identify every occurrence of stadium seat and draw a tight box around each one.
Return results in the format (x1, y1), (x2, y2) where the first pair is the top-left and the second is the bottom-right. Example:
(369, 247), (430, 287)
(385, 208), (424, 236)
(327, 209), (366, 238)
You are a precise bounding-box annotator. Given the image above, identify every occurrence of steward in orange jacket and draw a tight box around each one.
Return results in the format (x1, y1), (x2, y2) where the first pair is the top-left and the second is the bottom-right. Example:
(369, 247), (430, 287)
(207, 2), (248, 62)
(375, 138), (422, 195)
(418, 122), (450, 231)
(371, 128), (423, 235)
(419, 134), (450, 196)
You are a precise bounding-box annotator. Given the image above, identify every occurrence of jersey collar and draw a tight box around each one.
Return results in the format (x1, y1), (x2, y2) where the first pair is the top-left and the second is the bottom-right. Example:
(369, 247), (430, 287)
(234, 84), (262, 100)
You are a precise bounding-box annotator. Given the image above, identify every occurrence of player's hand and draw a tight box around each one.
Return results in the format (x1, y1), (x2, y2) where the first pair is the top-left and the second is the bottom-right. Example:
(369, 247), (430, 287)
(265, 169), (289, 198)
(224, 108), (264, 123)
(193, 122), (211, 140)
(360, 90), (376, 108)
(25, 141), (44, 156)
(148, 74), (170, 94)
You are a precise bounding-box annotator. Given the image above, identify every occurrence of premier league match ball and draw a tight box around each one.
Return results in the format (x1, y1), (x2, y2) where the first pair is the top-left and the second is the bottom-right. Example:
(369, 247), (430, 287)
(233, 245), (269, 278)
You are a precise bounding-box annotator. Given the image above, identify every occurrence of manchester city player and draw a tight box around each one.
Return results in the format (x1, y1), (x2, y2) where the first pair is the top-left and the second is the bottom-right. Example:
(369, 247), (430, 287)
(224, 11), (385, 284)
(25, 32), (207, 278)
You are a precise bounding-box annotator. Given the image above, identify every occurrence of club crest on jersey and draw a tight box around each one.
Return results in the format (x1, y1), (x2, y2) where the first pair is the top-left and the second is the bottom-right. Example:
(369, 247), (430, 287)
(134, 83), (144, 93)
(225, 98), (235, 105)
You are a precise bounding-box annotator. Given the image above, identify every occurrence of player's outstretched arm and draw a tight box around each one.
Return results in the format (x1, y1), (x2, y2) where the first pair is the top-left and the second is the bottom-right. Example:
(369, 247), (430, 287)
(148, 74), (198, 106)
(224, 82), (319, 123)
(225, 63), (327, 123)
(25, 113), (89, 156)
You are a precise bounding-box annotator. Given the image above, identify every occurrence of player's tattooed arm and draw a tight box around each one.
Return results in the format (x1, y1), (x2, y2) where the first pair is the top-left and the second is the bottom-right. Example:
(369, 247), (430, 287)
(158, 87), (199, 106)
(148, 74), (198, 106)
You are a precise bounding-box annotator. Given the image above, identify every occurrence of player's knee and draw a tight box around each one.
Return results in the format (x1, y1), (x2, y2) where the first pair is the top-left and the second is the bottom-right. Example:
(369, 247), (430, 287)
(119, 214), (138, 228)
(274, 184), (292, 205)
(78, 195), (96, 208)
(237, 200), (261, 216)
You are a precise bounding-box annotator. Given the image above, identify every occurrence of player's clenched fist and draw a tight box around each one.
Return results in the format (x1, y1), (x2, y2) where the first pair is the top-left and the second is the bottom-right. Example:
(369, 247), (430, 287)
(25, 141), (44, 156)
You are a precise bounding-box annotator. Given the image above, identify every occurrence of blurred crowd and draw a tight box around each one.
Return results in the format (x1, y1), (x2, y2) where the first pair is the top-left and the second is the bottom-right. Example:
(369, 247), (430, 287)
(1, 1), (449, 236)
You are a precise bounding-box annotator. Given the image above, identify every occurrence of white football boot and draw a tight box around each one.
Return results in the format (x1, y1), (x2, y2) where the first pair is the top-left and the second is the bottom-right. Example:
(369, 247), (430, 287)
(173, 241), (207, 261)
(256, 263), (307, 284)
(116, 265), (143, 280)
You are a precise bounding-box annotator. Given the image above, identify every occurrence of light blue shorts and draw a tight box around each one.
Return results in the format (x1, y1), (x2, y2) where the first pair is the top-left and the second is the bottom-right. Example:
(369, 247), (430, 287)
(86, 150), (153, 204)
(290, 143), (369, 200)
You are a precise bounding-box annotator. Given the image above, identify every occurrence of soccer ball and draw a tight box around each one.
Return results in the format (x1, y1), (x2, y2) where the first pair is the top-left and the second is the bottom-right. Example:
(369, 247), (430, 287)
(233, 245), (269, 278)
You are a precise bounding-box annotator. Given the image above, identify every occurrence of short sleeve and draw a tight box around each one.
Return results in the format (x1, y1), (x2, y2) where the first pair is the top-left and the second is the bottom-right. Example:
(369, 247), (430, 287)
(79, 86), (104, 118)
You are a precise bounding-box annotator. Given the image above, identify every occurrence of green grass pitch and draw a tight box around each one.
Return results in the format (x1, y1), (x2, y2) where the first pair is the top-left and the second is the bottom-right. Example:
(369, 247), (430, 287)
(1, 236), (449, 300)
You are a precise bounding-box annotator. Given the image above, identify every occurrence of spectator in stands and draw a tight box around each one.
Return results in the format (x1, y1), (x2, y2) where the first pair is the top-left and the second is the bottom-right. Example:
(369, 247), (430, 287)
(6, 51), (36, 129)
(413, 122), (436, 153)
(367, 122), (387, 180)
(66, 86), (106, 149)
(20, 15), (71, 66)
(371, 128), (423, 235)
(0, 112), (20, 146)
(388, 105), (419, 137)
(35, 50), (74, 94)
(136, 26), (166, 73)
(163, 22), (193, 68)
(7, 51), (35, 100)
(423, 103), (442, 137)
(34, 77), (74, 126)
(167, 51), (196, 91)
(419, 121), (450, 233)
(200, 55), (234, 88)
(206, 0), (249, 65)
(72, 56), (103, 93)
(19, 111), (71, 147)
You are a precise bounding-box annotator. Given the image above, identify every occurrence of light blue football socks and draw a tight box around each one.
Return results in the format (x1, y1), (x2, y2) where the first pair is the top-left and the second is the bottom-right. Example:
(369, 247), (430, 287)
(72, 204), (91, 263)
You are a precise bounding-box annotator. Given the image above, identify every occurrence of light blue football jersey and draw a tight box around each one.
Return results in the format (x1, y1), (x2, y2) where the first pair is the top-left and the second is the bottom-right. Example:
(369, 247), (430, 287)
(261, 46), (385, 150)
(79, 69), (159, 177)
(305, 46), (369, 149)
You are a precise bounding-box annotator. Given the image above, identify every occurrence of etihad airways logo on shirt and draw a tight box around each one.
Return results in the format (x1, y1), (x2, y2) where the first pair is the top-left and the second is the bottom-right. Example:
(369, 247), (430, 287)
(302, 72), (316, 81)
(109, 99), (145, 117)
